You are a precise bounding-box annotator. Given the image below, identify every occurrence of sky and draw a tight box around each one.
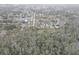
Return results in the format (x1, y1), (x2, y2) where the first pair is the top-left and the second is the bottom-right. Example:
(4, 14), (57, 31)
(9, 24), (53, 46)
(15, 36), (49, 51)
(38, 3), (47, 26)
(0, 0), (79, 4)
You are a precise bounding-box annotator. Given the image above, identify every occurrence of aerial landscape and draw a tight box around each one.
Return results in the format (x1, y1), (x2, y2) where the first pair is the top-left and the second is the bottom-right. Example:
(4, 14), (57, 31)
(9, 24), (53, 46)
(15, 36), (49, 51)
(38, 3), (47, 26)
(0, 4), (79, 55)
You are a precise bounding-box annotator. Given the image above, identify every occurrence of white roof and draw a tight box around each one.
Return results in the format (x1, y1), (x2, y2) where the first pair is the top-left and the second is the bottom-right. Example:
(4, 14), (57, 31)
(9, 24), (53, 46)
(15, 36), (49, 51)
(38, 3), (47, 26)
(24, 19), (27, 22)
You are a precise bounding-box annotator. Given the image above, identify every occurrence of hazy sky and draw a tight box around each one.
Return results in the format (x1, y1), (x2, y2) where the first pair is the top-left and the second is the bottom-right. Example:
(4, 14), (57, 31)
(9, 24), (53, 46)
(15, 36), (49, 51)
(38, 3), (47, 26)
(0, 0), (79, 4)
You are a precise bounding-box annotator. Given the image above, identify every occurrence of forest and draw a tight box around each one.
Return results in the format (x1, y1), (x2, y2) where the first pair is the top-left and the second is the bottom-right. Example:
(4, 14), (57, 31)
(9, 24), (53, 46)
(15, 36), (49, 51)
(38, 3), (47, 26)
(0, 4), (79, 55)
